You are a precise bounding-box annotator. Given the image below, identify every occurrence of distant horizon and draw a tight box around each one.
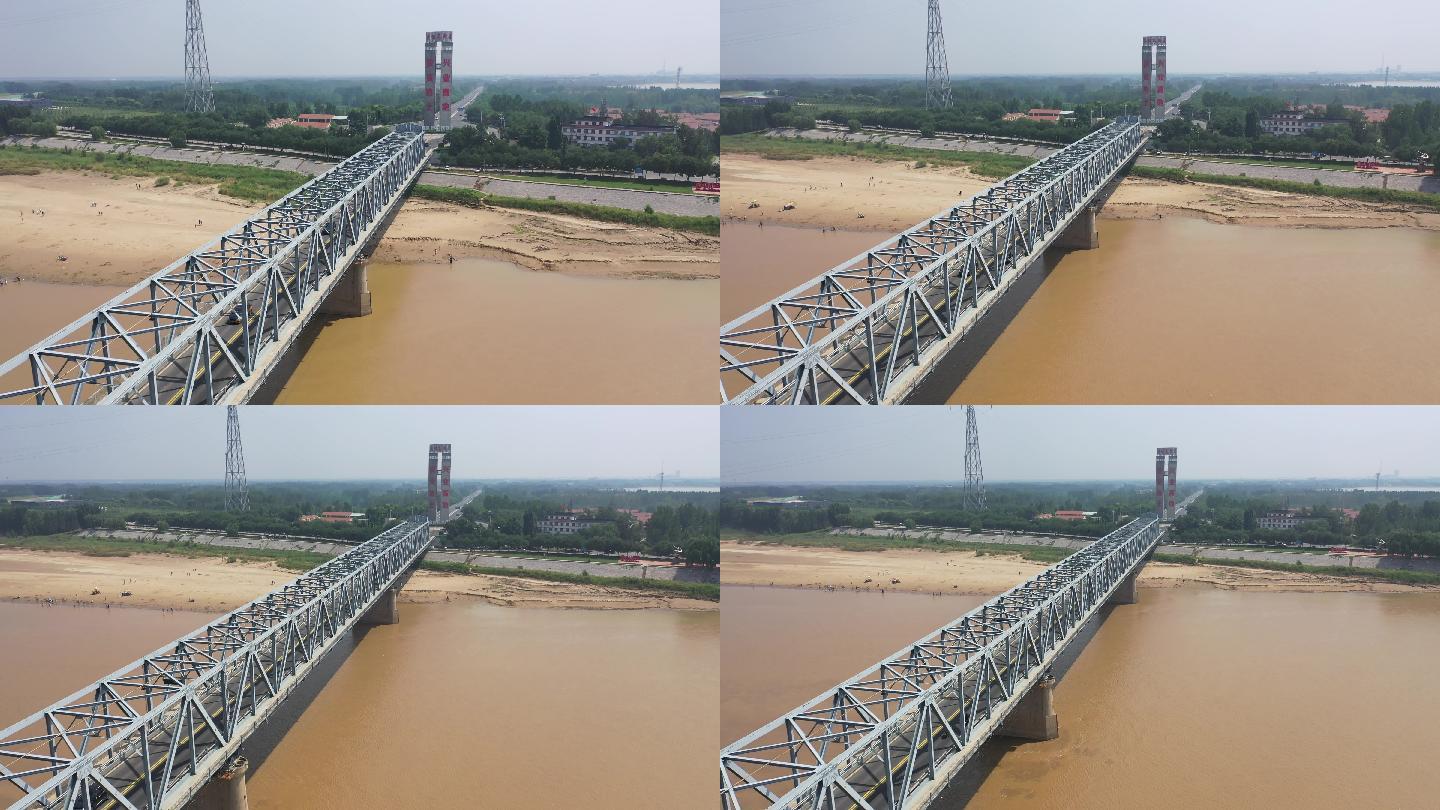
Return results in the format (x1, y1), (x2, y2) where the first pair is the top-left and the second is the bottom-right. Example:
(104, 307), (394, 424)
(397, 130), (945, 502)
(722, 477), (1440, 487)
(721, 71), (1440, 81)
(0, 73), (723, 83)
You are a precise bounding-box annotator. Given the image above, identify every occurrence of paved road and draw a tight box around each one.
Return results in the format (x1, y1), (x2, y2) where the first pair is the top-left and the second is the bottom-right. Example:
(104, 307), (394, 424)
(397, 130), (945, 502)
(1137, 154), (1438, 192)
(836, 525), (1440, 574)
(756, 124), (1439, 194)
(7, 134), (717, 218)
(75, 528), (720, 583)
(762, 127), (1057, 159)
(6, 134), (336, 174)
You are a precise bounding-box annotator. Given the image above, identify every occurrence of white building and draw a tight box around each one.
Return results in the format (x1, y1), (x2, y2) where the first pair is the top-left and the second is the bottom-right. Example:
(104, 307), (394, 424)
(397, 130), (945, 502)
(536, 514), (607, 535)
(560, 115), (675, 148)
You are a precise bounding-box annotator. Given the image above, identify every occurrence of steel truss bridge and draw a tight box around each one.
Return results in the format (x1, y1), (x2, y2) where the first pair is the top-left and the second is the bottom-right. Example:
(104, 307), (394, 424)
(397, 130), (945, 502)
(720, 121), (1146, 405)
(720, 515), (1163, 810)
(0, 520), (431, 810)
(0, 132), (430, 405)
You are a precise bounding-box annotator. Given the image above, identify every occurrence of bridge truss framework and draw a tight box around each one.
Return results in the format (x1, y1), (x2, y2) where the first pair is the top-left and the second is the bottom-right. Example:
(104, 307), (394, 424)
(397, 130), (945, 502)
(0, 520), (431, 810)
(720, 515), (1163, 810)
(720, 121), (1145, 405)
(0, 132), (429, 405)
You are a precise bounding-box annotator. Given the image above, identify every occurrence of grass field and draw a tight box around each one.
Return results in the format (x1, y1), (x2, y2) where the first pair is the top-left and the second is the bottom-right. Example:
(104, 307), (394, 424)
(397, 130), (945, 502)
(421, 560), (719, 601)
(412, 184), (720, 235)
(722, 530), (1075, 564)
(1131, 164), (1440, 212)
(0, 534), (331, 571)
(481, 172), (697, 194)
(1150, 552), (1440, 586)
(1, 533), (722, 599)
(0, 145), (307, 203)
(721, 133), (1035, 179)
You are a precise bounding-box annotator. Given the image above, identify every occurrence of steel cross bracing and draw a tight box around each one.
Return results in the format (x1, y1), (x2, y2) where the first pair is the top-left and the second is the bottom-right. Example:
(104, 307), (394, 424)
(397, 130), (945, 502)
(719, 121), (1145, 405)
(719, 515), (1162, 810)
(0, 519), (431, 810)
(0, 132), (429, 405)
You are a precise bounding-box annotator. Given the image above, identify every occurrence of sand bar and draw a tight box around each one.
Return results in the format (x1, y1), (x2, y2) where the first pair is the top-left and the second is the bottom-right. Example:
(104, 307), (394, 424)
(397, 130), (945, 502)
(0, 549), (714, 614)
(722, 540), (1432, 595)
(720, 151), (1440, 233)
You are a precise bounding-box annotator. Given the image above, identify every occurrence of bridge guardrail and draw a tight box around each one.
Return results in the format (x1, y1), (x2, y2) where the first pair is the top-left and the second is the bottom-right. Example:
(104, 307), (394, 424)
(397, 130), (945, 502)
(720, 515), (1162, 809)
(0, 519), (431, 810)
(720, 121), (1144, 405)
(0, 131), (428, 405)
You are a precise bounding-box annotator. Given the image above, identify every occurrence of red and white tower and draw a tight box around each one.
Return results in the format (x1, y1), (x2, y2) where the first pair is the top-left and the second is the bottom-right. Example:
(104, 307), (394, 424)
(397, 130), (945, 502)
(1141, 36), (1168, 119)
(428, 443), (453, 523)
(423, 31), (454, 129)
(1155, 447), (1178, 520)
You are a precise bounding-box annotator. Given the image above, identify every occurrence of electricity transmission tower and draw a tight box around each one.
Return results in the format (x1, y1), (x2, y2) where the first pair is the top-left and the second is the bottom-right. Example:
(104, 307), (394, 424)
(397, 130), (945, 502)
(924, 0), (953, 109)
(225, 406), (249, 512)
(963, 405), (986, 511)
(184, 0), (215, 113)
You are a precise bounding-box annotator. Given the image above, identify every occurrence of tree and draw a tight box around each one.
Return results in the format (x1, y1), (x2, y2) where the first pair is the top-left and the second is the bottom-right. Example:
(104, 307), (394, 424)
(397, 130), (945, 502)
(684, 537), (719, 568)
(522, 510), (536, 537)
(89, 125), (106, 141)
(168, 131), (187, 148)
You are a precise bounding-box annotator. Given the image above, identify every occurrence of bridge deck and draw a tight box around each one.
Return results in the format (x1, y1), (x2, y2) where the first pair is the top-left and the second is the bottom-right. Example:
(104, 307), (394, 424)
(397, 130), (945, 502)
(0, 519), (431, 810)
(0, 132), (429, 405)
(720, 516), (1162, 810)
(720, 121), (1145, 405)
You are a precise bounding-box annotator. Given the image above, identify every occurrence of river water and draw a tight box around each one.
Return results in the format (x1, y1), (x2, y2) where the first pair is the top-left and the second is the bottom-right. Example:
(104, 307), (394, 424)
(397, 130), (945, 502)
(721, 218), (1440, 402)
(721, 584), (1440, 808)
(272, 258), (716, 404)
(0, 281), (128, 395)
(0, 601), (717, 808)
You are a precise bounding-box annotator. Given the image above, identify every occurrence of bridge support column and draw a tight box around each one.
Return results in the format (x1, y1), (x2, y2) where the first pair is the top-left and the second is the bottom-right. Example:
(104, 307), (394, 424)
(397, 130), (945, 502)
(1108, 569), (1139, 606)
(359, 587), (398, 626)
(319, 261), (372, 317)
(192, 755), (249, 810)
(1055, 206), (1099, 250)
(998, 676), (1058, 741)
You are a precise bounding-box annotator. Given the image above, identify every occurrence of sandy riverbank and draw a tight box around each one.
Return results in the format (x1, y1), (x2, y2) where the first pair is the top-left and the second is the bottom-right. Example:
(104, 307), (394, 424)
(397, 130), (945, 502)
(720, 151), (1440, 233)
(721, 540), (1431, 595)
(0, 171), (716, 288)
(1106, 175), (1440, 231)
(0, 549), (715, 613)
(0, 171), (260, 286)
(721, 153), (992, 232)
(370, 196), (718, 281)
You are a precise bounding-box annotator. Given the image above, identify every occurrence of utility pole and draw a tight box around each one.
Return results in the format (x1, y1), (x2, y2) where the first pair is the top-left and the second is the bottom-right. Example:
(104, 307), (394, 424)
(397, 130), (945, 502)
(183, 0), (215, 113)
(924, 0), (953, 109)
(224, 406), (249, 512)
(963, 406), (985, 511)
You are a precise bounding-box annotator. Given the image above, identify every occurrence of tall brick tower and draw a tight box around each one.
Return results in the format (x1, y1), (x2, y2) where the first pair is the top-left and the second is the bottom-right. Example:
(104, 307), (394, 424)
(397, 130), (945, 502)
(1140, 36), (1168, 119)
(1155, 447), (1178, 519)
(428, 443), (453, 523)
(423, 31), (454, 129)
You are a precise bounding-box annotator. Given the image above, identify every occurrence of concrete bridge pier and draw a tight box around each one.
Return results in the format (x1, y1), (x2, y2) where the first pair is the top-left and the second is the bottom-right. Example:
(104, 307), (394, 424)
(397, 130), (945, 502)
(1108, 569), (1139, 606)
(191, 755), (248, 810)
(318, 261), (372, 317)
(1055, 206), (1100, 249)
(998, 676), (1059, 741)
(358, 587), (398, 626)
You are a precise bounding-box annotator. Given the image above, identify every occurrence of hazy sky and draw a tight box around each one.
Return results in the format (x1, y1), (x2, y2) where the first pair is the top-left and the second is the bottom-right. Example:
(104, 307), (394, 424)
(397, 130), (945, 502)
(722, 407), (1440, 484)
(0, 407), (718, 482)
(0, 0), (718, 78)
(723, 0), (1437, 77)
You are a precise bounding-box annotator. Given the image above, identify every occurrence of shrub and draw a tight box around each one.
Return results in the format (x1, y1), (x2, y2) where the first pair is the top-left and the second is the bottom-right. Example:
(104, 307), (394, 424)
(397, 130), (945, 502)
(154, 176), (170, 187)
(89, 126), (106, 141)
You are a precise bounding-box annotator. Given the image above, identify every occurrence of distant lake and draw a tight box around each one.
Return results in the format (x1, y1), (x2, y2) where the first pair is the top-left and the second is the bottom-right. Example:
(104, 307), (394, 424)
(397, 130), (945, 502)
(611, 82), (719, 90)
(1342, 80), (1440, 88)
(1338, 486), (1440, 492)
(623, 486), (720, 492)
